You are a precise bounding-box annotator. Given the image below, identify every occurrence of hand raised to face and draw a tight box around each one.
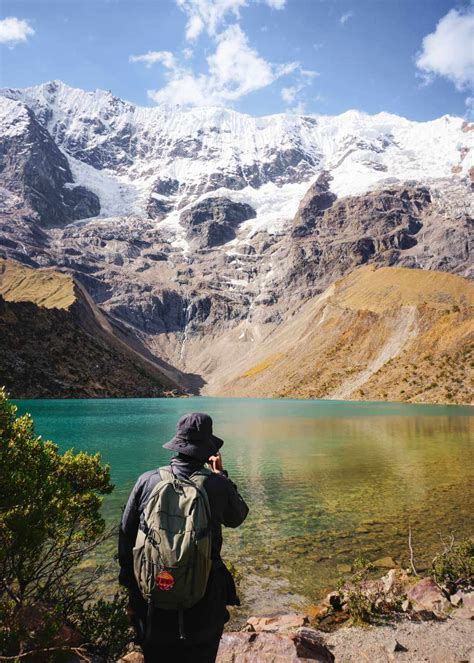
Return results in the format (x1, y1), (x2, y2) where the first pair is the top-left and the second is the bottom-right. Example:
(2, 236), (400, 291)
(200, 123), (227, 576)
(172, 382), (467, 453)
(208, 451), (223, 473)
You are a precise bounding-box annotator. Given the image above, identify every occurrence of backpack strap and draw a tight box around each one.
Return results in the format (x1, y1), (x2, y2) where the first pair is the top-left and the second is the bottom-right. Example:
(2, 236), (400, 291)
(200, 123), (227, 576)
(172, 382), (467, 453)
(157, 466), (174, 482)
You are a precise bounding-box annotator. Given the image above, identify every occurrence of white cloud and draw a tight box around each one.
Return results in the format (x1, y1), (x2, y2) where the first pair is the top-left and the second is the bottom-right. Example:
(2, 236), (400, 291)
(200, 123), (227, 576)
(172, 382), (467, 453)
(416, 8), (474, 91)
(130, 51), (176, 69)
(134, 0), (300, 109)
(176, 0), (286, 41)
(280, 68), (318, 107)
(288, 100), (306, 115)
(176, 0), (247, 41)
(265, 0), (286, 8)
(148, 23), (297, 107)
(0, 16), (35, 45)
(281, 85), (298, 104)
(340, 12), (353, 25)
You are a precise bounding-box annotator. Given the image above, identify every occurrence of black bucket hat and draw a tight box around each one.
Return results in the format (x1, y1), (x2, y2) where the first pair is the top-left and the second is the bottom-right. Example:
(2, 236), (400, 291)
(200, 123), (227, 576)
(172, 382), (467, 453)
(163, 412), (224, 461)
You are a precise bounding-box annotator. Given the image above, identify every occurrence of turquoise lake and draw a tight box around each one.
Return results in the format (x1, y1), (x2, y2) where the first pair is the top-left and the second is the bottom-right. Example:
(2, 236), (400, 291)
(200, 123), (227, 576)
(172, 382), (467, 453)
(14, 397), (474, 614)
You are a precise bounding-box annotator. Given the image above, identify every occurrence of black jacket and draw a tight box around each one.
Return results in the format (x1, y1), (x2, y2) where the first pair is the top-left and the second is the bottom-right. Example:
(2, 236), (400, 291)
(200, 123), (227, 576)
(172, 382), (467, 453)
(118, 455), (249, 641)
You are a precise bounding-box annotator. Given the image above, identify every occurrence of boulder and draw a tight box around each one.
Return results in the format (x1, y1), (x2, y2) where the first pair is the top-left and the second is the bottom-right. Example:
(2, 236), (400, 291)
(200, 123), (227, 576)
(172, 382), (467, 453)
(246, 613), (308, 633)
(217, 628), (335, 662)
(406, 577), (451, 617)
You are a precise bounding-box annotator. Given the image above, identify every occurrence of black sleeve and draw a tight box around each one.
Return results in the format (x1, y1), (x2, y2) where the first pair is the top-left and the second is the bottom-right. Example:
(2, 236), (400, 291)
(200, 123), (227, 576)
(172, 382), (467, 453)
(221, 474), (249, 528)
(118, 477), (143, 590)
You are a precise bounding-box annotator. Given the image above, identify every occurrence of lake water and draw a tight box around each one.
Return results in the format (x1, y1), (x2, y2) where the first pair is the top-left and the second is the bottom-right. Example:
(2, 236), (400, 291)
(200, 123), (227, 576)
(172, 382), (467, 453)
(15, 397), (474, 614)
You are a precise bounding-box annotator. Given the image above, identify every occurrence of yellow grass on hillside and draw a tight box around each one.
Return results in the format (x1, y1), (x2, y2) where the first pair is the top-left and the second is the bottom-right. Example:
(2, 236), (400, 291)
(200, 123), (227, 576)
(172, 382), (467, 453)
(223, 265), (474, 405)
(0, 259), (76, 309)
(333, 265), (473, 313)
(242, 352), (285, 378)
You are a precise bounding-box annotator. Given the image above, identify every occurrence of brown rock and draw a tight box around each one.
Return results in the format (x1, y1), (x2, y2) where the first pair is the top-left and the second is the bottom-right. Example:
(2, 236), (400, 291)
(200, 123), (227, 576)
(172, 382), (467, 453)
(381, 568), (414, 597)
(217, 629), (335, 662)
(117, 654), (144, 663)
(246, 613), (309, 633)
(450, 590), (474, 610)
(407, 577), (451, 616)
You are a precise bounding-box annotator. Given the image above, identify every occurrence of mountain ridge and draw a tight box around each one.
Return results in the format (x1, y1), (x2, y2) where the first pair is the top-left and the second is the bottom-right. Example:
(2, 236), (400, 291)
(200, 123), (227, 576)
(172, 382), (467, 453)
(0, 81), (472, 402)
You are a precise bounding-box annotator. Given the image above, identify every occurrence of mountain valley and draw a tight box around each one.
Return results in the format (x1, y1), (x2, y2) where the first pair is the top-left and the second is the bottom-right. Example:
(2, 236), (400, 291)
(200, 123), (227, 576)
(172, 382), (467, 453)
(0, 81), (472, 402)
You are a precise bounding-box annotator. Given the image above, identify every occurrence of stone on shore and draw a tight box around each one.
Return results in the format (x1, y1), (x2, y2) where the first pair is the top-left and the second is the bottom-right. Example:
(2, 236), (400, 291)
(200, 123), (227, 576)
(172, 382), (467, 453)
(406, 577), (451, 617)
(217, 628), (335, 662)
(246, 613), (308, 633)
(450, 590), (474, 610)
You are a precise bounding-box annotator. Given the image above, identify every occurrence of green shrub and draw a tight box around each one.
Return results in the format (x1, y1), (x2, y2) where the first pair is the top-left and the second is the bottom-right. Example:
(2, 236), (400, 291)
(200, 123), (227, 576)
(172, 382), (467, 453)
(0, 388), (130, 661)
(432, 539), (474, 588)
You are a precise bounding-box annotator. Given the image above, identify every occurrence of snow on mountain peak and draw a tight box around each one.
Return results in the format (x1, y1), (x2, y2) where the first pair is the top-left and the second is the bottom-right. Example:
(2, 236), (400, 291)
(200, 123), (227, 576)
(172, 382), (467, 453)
(0, 80), (472, 244)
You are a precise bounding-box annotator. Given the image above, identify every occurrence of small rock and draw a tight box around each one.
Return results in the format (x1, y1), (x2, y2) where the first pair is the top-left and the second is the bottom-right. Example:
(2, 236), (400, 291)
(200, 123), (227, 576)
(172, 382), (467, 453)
(451, 608), (474, 620)
(407, 577), (451, 617)
(322, 591), (343, 611)
(451, 590), (474, 610)
(385, 638), (409, 653)
(451, 591), (464, 607)
(373, 556), (397, 569)
(394, 639), (408, 652)
(381, 568), (413, 597)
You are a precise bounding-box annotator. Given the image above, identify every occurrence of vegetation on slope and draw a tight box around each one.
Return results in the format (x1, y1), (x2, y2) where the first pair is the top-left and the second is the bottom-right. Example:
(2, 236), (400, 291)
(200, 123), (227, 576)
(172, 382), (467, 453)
(225, 265), (474, 404)
(0, 259), (182, 398)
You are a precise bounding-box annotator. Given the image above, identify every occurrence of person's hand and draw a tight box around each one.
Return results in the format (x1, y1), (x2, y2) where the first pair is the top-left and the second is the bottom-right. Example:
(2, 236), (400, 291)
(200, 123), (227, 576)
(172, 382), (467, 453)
(208, 451), (223, 473)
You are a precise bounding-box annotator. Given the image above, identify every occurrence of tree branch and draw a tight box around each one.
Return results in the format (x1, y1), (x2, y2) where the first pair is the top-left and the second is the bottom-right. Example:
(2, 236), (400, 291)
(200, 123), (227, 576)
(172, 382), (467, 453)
(408, 524), (418, 577)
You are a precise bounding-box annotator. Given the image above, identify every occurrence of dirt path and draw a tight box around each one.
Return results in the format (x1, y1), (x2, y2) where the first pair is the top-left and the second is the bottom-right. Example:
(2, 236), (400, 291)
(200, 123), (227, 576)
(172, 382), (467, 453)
(326, 618), (474, 663)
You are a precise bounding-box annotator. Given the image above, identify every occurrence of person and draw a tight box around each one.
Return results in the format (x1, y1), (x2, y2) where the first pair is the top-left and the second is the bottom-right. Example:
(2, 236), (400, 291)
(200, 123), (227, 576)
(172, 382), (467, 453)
(118, 412), (249, 663)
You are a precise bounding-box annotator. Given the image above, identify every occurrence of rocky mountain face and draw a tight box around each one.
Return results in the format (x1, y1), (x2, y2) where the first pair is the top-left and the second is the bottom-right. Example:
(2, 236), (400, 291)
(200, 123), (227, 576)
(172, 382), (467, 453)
(0, 259), (182, 398)
(0, 97), (100, 227)
(0, 81), (472, 401)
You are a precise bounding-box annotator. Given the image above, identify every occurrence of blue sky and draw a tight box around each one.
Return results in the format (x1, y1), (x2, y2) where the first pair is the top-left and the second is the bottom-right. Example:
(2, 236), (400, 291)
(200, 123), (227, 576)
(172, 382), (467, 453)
(0, 0), (473, 120)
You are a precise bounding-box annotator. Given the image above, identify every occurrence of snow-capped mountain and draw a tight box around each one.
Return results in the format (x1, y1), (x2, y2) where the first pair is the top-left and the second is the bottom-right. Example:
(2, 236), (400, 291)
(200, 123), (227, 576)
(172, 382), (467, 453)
(1, 80), (472, 245)
(0, 81), (472, 400)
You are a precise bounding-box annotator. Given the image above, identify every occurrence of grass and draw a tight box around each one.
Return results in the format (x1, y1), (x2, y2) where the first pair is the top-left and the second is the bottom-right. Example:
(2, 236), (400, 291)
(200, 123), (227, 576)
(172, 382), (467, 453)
(242, 352), (285, 378)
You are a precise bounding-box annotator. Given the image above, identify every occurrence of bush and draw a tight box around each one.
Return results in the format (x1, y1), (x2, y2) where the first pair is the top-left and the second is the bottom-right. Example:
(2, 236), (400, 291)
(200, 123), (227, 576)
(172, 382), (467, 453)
(0, 388), (130, 661)
(432, 539), (474, 589)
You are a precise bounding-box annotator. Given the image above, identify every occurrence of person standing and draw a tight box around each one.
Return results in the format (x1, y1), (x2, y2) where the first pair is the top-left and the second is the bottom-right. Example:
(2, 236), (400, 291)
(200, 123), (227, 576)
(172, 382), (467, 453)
(118, 412), (249, 663)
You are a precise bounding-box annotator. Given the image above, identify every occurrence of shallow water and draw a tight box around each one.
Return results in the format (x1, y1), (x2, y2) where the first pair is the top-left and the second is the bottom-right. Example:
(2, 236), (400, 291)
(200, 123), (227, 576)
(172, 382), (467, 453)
(15, 397), (474, 613)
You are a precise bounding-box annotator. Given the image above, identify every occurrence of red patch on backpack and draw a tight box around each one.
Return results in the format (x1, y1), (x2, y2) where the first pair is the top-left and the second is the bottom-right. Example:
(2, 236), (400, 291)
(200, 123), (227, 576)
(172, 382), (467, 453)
(155, 570), (175, 591)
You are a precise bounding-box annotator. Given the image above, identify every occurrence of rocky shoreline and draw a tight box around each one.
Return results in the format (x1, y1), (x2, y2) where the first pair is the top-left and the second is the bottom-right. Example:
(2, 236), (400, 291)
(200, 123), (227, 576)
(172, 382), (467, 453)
(118, 564), (474, 662)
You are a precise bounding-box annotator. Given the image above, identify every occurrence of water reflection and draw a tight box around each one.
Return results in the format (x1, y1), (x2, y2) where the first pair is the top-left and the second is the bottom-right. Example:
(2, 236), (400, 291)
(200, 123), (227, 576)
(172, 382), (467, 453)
(15, 398), (474, 612)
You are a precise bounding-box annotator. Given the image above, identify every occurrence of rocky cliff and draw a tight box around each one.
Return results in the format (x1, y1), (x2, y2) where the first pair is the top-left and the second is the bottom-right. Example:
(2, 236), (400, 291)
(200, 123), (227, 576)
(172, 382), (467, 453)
(0, 82), (472, 401)
(0, 259), (183, 398)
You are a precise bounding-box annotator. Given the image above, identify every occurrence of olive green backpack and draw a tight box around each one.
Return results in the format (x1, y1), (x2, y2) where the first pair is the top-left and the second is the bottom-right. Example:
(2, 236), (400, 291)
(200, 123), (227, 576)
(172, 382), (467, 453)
(133, 467), (213, 615)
